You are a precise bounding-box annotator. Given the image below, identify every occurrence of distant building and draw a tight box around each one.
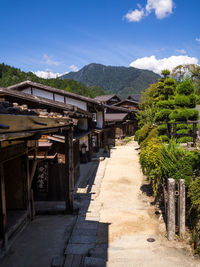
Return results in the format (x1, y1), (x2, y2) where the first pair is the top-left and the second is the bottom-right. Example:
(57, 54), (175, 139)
(95, 94), (121, 105)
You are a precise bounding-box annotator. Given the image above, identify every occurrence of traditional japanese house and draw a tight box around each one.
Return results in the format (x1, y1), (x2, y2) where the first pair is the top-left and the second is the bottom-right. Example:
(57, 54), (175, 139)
(7, 81), (105, 159)
(104, 104), (138, 138)
(127, 94), (141, 103)
(0, 97), (73, 254)
(94, 94), (121, 105)
(112, 98), (139, 111)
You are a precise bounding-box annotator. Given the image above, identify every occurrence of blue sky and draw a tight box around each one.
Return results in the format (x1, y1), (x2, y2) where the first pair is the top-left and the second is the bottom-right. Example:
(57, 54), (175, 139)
(0, 0), (200, 77)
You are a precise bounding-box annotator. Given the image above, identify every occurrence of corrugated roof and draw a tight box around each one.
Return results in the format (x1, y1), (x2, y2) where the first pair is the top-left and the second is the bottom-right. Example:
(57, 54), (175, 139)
(105, 113), (128, 122)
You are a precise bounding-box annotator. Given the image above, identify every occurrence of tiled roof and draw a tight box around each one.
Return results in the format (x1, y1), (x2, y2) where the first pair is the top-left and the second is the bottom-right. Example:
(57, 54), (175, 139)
(105, 113), (128, 122)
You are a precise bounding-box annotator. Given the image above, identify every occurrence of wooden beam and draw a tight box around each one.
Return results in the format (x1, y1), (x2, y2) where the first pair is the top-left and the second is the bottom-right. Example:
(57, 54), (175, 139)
(0, 163), (8, 250)
(65, 129), (74, 212)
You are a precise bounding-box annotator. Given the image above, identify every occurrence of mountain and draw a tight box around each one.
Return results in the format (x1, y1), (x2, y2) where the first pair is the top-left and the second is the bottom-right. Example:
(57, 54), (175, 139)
(60, 63), (160, 98)
(0, 63), (105, 98)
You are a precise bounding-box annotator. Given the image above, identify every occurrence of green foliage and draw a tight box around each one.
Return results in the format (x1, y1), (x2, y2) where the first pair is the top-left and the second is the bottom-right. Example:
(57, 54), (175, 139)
(177, 136), (193, 143)
(140, 127), (158, 148)
(188, 177), (200, 215)
(155, 109), (172, 122)
(0, 63), (106, 98)
(137, 106), (157, 128)
(159, 135), (169, 142)
(161, 69), (170, 78)
(158, 124), (167, 135)
(174, 94), (190, 107)
(134, 129), (140, 141)
(156, 99), (175, 109)
(169, 109), (199, 121)
(176, 123), (188, 130)
(140, 137), (162, 195)
(176, 129), (189, 135)
(176, 77), (196, 96)
(137, 124), (152, 144)
(159, 139), (199, 186)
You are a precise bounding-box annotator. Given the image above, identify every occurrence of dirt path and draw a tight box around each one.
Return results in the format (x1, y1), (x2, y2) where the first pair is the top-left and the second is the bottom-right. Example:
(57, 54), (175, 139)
(95, 141), (200, 267)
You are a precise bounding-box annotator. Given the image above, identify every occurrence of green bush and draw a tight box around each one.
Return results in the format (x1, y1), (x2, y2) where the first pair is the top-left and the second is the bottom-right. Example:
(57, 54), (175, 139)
(188, 177), (200, 215)
(176, 129), (189, 135)
(169, 109), (199, 121)
(176, 123), (188, 130)
(176, 77), (196, 96)
(140, 137), (162, 195)
(158, 124), (167, 135)
(134, 129), (141, 141)
(140, 127), (158, 148)
(189, 94), (197, 108)
(160, 139), (198, 186)
(138, 124), (152, 144)
(155, 109), (172, 122)
(177, 136), (193, 143)
(175, 94), (190, 107)
(156, 100), (175, 109)
(159, 135), (169, 142)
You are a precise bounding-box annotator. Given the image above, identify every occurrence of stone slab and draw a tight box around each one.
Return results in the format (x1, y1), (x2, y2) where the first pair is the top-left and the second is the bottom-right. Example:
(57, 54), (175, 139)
(69, 234), (96, 244)
(66, 244), (94, 255)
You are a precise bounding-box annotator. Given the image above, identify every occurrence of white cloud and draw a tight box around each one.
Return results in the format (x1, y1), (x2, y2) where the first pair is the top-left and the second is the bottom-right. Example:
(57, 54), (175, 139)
(175, 49), (187, 54)
(124, 8), (144, 22)
(41, 54), (61, 66)
(195, 38), (200, 43)
(130, 55), (198, 74)
(69, 64), (79, 72)
(33, 70), (61, 79)
(124, 0), (173, 22)
(146, 0), (173, 19)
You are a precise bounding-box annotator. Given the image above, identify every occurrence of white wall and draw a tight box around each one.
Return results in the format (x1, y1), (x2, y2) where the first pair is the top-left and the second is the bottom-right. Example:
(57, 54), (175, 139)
(22, 87), (32, 94)
(96, 111), (103, 129)
(65, 97), (87, 111)
(33, 88), (53, 100)
(55, 94), (65, 103)
(78, 118), (88, 131)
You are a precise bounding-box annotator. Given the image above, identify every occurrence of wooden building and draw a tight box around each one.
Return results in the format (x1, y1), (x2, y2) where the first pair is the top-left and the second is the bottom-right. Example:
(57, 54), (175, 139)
(104, 104), (138, 138)
(7, 81), (105, 160)
(113, 99), (139, 111)
(0, 98), (73, 254)
(94, 94), (121, 105)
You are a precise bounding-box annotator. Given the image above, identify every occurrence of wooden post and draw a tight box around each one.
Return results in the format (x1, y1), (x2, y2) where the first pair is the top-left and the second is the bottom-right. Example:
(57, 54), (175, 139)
(65, 129), (74, 213)
(0, 164), (8, 250)
(167, 178), (175, 240)
(178, 179), (185, 237)
(173, 123), (177, 138)
(193, 122), (197, 145)
(167, 123), (171, 139)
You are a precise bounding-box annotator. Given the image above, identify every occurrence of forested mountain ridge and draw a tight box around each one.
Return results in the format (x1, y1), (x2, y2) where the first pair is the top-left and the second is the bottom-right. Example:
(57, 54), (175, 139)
(60, 63), (160, 98)
(0, 63), (105, 98)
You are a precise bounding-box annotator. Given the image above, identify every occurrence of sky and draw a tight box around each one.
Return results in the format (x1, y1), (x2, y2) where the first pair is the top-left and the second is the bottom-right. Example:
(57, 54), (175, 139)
(0, 0), (200, 78)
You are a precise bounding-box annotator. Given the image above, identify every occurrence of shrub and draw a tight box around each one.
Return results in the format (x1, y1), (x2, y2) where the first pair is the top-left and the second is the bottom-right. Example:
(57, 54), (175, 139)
(176, 123), (188, 130)
(134, 129), (141, 141)
(155, 109), (172, 122)
(188, 177), (200, 215)
(156, 100), (175, 109)
(169, 109), (199, 121)
(189, 94), (197, 108)
(175, 94), (190, 107)
(176, 77), (196, 95)
(140, 137), (162, 195)
(137, 124), (152, 144)
(160, 135), (169, 142)
(177, 136), (193, 143)
(160, 139), (198, 186)
(176, 129), (189, 135)
(158, 124), (167, 135)
(140, 127), (158, 148)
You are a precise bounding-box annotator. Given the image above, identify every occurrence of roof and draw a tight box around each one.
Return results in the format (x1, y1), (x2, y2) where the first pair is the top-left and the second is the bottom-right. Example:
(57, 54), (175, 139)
(113, 99), (139, 106)
(103, 104), (137, 113)
(127, 94), (141, 103)
(0, 87), (92, 118)
(7, 80), (101, 106)
(95, 94), (120, 102)
(105, 113), (128, 122)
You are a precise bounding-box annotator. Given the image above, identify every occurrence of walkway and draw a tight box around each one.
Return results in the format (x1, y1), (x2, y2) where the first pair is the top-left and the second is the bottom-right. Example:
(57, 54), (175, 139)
(89, 141), (200, 267)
